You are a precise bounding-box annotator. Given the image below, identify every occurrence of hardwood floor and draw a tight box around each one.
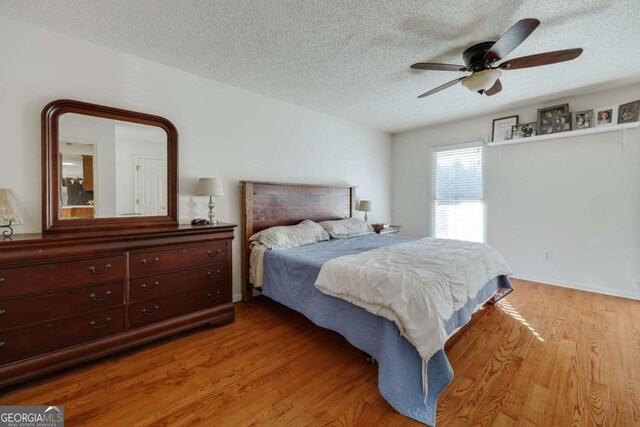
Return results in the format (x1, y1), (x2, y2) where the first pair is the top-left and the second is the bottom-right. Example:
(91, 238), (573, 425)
(1, 279), (638, 426)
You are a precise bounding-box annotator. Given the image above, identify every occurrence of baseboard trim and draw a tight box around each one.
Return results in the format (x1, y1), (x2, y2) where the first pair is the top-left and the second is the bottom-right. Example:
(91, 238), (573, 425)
(511, 274), (640, 301)
(233, 293), (243, 303)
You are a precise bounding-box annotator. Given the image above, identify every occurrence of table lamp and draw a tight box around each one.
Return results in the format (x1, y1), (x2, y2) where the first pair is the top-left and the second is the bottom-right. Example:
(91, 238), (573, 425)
(358, 200), (373, 222)
(196, 178), (224, 225)
(0, 189), (24, 237)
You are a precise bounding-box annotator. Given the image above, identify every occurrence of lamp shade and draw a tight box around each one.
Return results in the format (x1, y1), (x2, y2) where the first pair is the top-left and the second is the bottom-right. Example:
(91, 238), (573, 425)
(0, 189), (23, 225)
(461, 69), (502, 93)
(358, 200), (373, 212)
(196, 178), (224, 197)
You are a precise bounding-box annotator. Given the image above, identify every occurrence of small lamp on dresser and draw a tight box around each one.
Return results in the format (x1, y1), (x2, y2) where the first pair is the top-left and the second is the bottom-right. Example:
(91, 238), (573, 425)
(358, 200), (373, 222)
(0, 188), (24, 238)
(196, 178), (224, 225)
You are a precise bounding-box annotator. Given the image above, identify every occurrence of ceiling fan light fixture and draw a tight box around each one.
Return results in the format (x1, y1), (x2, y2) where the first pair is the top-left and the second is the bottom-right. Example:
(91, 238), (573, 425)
(461, 69), (502, 94)
(411, 19), (583, 99)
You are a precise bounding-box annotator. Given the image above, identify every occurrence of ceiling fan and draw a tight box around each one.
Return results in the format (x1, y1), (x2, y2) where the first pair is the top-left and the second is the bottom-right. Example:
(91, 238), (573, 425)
(411, 19), (583, 98)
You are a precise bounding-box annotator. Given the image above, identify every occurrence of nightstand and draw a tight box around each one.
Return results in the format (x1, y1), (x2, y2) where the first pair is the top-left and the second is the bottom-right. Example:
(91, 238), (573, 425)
(375, 225), (401, 235)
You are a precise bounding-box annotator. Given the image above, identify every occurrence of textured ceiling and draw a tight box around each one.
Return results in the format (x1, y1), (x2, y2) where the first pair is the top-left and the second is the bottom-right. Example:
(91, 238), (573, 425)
(2, 0), (640, 133)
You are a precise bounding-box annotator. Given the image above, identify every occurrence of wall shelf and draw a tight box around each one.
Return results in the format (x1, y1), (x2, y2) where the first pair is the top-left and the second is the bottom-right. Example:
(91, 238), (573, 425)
(487, 122), (640, 147)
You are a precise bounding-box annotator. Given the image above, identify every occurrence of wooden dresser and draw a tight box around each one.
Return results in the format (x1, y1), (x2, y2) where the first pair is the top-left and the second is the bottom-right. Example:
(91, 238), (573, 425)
(0, 223), (235, 388)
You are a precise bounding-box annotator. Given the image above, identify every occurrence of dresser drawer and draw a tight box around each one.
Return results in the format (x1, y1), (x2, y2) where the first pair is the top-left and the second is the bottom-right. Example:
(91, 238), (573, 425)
(0, 256), (124, 299)
(130, 264), (229, 303)
(129, 286), (230, 329)
(0, 282), (123, 332)
(129, 242), (230, 278)
(0, 307), (124, 365)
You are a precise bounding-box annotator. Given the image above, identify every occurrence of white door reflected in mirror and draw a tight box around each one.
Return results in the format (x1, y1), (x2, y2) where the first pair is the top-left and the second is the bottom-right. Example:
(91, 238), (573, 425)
(59, 113), (168, 220)
(134, 155), (167, 216)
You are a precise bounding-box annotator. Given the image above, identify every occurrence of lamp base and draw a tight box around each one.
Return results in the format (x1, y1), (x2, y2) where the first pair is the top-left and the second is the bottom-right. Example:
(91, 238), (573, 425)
(208, 197), (218, 225)
(1, 218), (14, 238)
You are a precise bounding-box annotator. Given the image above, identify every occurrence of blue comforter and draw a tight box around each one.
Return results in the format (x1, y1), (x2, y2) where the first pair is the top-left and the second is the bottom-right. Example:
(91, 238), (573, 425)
(262, 234), (511, 426)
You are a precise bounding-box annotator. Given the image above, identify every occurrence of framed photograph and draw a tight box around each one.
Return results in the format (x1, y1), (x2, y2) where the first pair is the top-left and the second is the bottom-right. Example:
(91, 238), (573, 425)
(573, 110), (593, 129)
(552, 113), (572, 133)
(511, 122), (537, 139)
(492, 115), (519, 142)
(537, 103), (569, 135)
(618, 100), (640, 124)
(594, 106), (617, 126)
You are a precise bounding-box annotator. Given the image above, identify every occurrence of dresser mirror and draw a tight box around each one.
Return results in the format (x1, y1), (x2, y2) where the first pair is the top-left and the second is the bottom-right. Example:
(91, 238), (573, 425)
(43, 100), (178, 233)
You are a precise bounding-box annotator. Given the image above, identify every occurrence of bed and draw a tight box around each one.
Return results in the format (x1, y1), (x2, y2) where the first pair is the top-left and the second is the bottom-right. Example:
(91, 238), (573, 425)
(240, 181), (512, 426)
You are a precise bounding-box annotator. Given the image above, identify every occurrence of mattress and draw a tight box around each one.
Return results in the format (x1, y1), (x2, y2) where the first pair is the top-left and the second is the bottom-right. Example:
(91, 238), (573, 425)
(260, 233), (512, 426)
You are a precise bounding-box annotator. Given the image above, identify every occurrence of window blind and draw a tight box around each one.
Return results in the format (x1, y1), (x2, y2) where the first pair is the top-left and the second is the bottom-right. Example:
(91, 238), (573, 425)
(432, 144), (485, 243)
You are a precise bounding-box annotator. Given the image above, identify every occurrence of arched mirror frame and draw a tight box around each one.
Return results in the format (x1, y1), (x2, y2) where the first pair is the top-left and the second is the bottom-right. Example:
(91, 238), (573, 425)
(42, 99), (178, 234)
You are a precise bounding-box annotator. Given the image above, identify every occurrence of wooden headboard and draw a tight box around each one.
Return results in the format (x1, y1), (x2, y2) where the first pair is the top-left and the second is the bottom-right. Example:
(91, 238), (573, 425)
(240, 181), (357, 302)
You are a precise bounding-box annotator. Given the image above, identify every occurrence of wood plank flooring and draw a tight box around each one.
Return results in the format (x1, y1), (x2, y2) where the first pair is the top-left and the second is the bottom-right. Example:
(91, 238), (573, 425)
(1, 279), (638, 426)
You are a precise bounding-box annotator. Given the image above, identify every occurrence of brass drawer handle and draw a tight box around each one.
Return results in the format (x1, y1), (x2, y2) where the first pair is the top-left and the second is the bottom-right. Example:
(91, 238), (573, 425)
(207, 249), (222, 257)
(0, 278), (4, 284)
(208, 270), (222, 280)
(0, 341), (4, 348)
(142, 258), (160, 266)
(89, 264), (112, 275)
(142, 306), (160, 316)
(89, 291), (112, 302)
(0, 309), (5, 316)
(208, 290), (222, 300)
(89, 317), (112, 329)
(142, 282), (159, 292)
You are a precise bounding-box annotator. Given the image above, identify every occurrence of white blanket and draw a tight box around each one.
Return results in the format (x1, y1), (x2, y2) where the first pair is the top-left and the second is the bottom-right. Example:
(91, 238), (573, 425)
(249, 242), (267, 288)
(314, 237), (512, 396)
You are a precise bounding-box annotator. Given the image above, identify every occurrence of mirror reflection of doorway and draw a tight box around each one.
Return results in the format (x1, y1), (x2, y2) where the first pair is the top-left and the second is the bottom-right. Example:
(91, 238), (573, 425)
(60, 141), (95, 219)
(134, 155), (167, 216)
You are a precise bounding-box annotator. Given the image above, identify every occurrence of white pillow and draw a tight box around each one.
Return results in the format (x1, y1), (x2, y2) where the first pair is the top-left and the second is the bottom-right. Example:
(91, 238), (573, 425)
(249, 220), (330, 249)
(319, 218), (374, 239)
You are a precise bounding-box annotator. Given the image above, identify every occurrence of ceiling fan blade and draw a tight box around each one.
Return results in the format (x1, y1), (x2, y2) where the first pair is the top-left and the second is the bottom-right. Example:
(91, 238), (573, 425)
(500, 48), (583, 70)
(417, 77), (465, 98)
(484, 79), (502, 96)
(485, 18), (540, 61)
(411, 63), (468, 72)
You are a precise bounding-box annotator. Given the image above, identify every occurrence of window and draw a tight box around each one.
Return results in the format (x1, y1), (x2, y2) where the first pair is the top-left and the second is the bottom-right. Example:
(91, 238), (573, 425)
(431, 142), (485, 243)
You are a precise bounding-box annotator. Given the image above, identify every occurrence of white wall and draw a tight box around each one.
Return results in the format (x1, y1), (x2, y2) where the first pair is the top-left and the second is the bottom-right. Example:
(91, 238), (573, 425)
(59, 113), (116, 216)
(393, 85), (640, 300)
(0, 17), (392, 301)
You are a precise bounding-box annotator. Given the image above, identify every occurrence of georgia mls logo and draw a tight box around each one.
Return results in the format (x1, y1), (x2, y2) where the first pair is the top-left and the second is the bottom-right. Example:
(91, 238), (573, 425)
(0, 405), (64, 427)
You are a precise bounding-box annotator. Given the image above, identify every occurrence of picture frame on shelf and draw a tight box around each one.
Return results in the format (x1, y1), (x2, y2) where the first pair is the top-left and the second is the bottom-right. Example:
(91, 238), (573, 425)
(594, 106), (617, 126)
(573, 110), (593, 129)
(552, 113), (572, 133)
(618, 100), (640, 124)
(537, 103), (569, 135)
(492, 115), (519, 142)
(511, 122), (537, 139)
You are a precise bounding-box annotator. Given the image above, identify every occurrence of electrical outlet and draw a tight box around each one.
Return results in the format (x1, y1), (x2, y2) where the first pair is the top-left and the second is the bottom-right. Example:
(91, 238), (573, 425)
(543, 250), (552, 261)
